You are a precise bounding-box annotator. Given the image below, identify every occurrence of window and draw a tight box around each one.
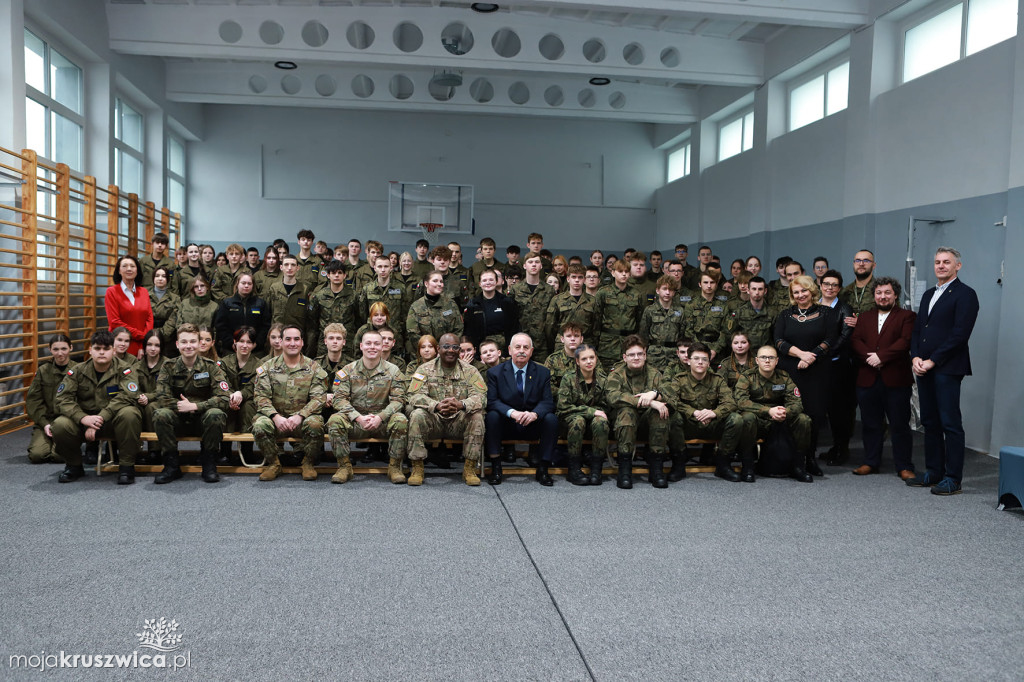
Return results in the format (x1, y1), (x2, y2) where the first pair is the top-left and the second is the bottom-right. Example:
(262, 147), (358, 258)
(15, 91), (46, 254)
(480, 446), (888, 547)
(789, 60), (849, 132)
(667, 143), (690, 182)
(903, 0), (1017, 83)
(114, 97), (144, 196)
(23, 29), (84, 170)
(166, 134), (186, 240)
(718, 110), (754, 162)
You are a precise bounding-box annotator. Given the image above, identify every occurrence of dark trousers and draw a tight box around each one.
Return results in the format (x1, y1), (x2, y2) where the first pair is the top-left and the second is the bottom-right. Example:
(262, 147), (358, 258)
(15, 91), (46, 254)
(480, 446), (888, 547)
(916, 372), (966, 482)
(827, 358), (856, 448)
(485, 410), (559, 462)
(856, 377), (913, 472)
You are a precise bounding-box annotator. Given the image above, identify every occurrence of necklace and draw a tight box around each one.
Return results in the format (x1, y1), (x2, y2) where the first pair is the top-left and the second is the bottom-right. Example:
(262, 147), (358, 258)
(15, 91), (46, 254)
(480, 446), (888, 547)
(796, 306), (812, 321)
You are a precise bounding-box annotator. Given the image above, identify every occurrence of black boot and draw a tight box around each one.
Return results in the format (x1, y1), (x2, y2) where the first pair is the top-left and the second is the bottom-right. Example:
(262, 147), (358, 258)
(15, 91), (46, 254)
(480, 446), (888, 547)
(791, 465), (814, 483)
(826, 444), (850, 466)
(805, 453), (824, 477)
(117, 465), (135, 485)
(82, 442), (98, 466)
(714, 456), (741, 482)
(587, 456), (604, 486)
(218, 441), (233, 465)
(567, 455), (589, 486)
(647, 453), (668, 488)
(617, 452), (633, 489)
(535, 460), (554, 487)
(486, 457), (503, 485)
(740, 448), (756, 482)
(154, 452), (183, 484)
(201, 450), (220, 483)
(58, 465), (85, 483)
(667, 453), (688, 482)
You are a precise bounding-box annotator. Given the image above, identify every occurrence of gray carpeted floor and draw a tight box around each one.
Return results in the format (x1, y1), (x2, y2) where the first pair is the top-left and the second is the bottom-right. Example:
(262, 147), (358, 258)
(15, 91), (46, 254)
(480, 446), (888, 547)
(1, 430), (1022, 681)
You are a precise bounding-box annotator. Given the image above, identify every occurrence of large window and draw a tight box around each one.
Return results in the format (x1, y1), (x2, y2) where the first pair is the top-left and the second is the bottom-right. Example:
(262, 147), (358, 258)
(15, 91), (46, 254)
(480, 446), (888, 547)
(166, 134), (186, 241)
(24, 29), (84, 170)
(789, 60), (849, 132)
(903, 0), (1017, 83)
(718, 110), (754, 162)
(114, 97), (144, 196)
(667, 142), (691, 182)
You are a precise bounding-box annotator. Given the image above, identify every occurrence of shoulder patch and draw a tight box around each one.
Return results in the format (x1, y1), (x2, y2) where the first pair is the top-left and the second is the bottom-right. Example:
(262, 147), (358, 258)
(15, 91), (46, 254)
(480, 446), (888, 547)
(57, 382), (65, 394)
(126, 382), (138, 392)
(794, 387), (801, 398)
(335, 369), (347, 380)
(216, 360), (222, 367)
(122, 368), (132, 375)
(256, 366), (266, 376)
(413, 372), (426, 381)
(66, 369), (74, 376)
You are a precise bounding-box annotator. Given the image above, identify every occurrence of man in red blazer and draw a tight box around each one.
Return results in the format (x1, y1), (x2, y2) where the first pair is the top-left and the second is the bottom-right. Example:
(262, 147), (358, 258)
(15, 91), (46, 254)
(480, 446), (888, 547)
(849, 277), (917, 479)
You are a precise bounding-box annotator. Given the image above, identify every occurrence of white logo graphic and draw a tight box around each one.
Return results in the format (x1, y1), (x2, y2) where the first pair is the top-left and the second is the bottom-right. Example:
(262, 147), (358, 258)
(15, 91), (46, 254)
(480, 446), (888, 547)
(135, 618), (183, 652)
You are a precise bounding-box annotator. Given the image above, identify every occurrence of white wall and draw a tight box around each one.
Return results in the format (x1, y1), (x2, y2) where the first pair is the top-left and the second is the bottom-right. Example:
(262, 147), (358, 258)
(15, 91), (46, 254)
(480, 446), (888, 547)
(189, 105), (661, 251)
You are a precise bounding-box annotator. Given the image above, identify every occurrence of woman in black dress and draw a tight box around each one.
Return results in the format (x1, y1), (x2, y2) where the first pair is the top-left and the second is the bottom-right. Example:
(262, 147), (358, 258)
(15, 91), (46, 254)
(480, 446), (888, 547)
(774, 274), (839, 476)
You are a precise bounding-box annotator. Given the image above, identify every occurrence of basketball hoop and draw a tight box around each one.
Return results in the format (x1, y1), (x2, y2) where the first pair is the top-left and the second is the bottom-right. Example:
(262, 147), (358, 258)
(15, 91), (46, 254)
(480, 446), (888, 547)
(419, 222), (444, 248)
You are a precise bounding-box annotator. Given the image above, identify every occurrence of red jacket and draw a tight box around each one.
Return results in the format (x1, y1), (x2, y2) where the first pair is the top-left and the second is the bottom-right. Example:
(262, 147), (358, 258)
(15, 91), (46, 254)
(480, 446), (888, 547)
(849, 307), (916, 388)
(104, 284), (154, 355)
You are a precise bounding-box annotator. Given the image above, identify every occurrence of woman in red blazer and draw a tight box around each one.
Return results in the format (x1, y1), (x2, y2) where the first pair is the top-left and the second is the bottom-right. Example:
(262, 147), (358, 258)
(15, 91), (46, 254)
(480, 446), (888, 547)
(105, 255), (154, 356)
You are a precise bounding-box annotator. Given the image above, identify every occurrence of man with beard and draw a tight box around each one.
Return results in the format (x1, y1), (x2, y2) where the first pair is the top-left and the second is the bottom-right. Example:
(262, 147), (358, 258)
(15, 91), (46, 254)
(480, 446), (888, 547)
(840, 249), (877, 318)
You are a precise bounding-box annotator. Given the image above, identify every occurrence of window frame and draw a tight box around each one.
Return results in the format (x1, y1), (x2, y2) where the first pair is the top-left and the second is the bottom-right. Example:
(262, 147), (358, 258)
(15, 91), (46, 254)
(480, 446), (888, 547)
(113, 95), (146, 197)
(787, 54), (850, 132)
(165, 132), (186, 242)
(666, 140), (691, 183)
(717, 108), (755, 162)
(23, 26), (85, 169)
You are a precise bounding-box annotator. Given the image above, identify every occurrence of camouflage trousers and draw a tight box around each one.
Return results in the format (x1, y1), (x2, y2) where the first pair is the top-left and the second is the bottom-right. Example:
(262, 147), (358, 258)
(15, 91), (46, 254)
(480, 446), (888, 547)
(565, 414), (609, 459)
(326, 412), (408, 460)
(612, 406), (669, 459)
(51, 407), (141, 467)
(407, 408), (484, 462)
(678, 413), (752, 456)
(27, 425), (61, 463)
(251, 414), (325, 461)
(741, 413), (812, 453)
(153, 407), (227, 455)
(225, 400), (257, 433)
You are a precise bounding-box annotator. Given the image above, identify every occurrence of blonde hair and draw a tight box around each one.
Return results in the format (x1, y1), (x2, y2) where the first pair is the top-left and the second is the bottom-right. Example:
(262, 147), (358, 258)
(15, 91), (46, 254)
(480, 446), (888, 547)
(788, 275), (820, 304)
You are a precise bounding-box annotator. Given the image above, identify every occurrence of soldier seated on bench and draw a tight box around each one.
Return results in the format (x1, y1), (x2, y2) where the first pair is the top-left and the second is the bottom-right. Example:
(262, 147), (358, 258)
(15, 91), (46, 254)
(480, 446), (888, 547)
(152, 323), (230, 484)
(52, 330), (142, 484)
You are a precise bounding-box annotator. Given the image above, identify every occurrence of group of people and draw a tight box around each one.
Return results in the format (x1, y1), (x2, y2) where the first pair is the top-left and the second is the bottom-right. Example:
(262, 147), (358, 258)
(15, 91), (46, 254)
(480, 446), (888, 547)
(25, 229), (979, 495)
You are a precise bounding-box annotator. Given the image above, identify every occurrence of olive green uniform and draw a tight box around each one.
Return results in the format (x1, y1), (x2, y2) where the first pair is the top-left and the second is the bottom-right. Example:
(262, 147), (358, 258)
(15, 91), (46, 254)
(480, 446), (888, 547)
(152, 356), (230, 455)
(172, 265), (211, 299)
(508, 280), (555, 361)
(25, 358), (69, 462)
(139, 254), (175, 289)
(149, 289), (181, 344)
(662, 370), (752, 458)
(715, 355), (754, 389)
(604, 364), (669, 459)
(136, 355), (167, 431)
(266, 280), (312, 338)
(52, 360), (142, 467)
(544, 291), (595, 347)
(442, 269), (471, 309)
(727, 301), (777, 351)
(251, 355), (328, 464)
(253, 269), (281, 299)
(354, 324), (406, 363)
(557, 368), (610, 460)
(639, 302), (687, 373)
(592, 285), (642, 371)
(162, 294), (218, 341)
(406, 358), (487, 462)
(629, 276), (658, 309)
(767, 279), (791, 308)
(327, 358), (408, 460)
(405, 295), (464, 357)
(305, 284), (358, 359)
(839, 279), (876, 316)
(684, 296), (730, 359)
(734, 368), (812, 452)
(212, 264), (247, 302)
(222, 353), (260, 433)
(357, 279), (411, 330)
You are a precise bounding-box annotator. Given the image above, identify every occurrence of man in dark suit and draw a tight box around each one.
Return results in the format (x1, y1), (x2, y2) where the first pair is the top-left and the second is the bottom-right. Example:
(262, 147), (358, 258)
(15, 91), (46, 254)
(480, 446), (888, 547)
(849, 277), (917, 479)
(909, 247), (980, 496)
(485, 332), (558, 486)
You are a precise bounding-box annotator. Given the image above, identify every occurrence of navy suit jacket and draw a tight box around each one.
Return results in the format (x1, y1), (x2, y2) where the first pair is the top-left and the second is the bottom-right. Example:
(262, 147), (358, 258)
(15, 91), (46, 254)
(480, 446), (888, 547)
(910, 278), (979, 376)
(486, 360), (555, 419)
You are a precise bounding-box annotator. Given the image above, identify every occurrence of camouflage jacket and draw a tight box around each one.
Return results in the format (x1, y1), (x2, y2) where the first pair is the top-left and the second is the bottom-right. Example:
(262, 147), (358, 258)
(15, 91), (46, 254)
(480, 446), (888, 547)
(406, 358), (487, 414)
(556, 368), (608, 421)
(254, 354), (328, 419)
(605, 364), (663, 409)
(405, 295), (464, 356)
(734, 368), (803, 418)
(153, 355), (230, 412)
(663, 370), (736, 418)
(331, 358), (405, 421)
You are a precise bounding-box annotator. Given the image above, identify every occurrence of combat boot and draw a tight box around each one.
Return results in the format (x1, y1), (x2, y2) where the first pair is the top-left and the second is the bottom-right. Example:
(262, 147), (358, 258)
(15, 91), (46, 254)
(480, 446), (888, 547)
(617, 452), (633, 489)
(259, 455), (282, 482)
(332, 455), (354, 483)
(462, 458), (480, 486)
(535, 460), (554, 487)
(200, 450), (220, 483)
(117, 465), (136, 485)
(587, 455), (604, 486)
(407, 459), (425, 486)
(805, 452), (824, 477)
(58, 465), (85, 483)
(388, 457), (407, 484)
(714, 455), (741, 482)
(567, 455), (589, 486)
(300, 455), (318, 481)
(154, 453), (183, 484)
(667, 453), (688, 482)
(647, 453), (668, 488)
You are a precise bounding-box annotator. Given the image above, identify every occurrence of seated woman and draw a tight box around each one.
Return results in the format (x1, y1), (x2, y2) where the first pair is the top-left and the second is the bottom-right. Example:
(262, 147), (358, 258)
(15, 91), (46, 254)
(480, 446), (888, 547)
(556, 344), (610, 487)
(221, 326), (260, 466)
(135, 329), (167, 465)
(716, 331), (753, 388)
(197, 325), (219, 362)
(112, 327), (141, 370)
(163, 273), (218, 347)
(355, 302), (405, 360)
(25, 333), (72, 464)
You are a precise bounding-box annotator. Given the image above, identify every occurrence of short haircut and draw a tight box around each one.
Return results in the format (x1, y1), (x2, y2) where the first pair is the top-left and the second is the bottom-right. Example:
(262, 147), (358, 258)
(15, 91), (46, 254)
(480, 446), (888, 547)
(651, 250), (662, 258)
(297, 229), (315, 240)
(177, 323), (199, 337)
(477, 268), (498, 283)
(234, 326), (257, 343)
(821, 269), (844, 287)
(361, 329), (383, 343)
(523, 252), (542, 263)
(631, 251), (647, 262)
(622, 334), (646, 352)
(674, 244), (688, 251)
(566, 263), (586, 276)
(323, 323), (347, 338)
(698, 245), (712, 253)
(90, 330), (115, 347)
(348, 238), (362, 246)
(813, 256), (829, 266)
(689, 341), (711, 357)
(480, 237), (496, 248)
(415, 239), (430, 249)
(776, 256), (793, 268)
(748, 276), (766, 287)
(377, 325), (396, 338)
(611, 260), (630, 273)
(429, 245), (452, 261)
(936, 246), (962, 263)
(246, 247), (260, 255)
(677, 337), (693, 349)
(281, 254), (298, 265)
(734, 271), (752, 285)
(870, 276), (902, 299)
(225, 243), (244, 256)
(152, 233), (169, 245)
(504, 264), (525, 279)
(506, 245), (521, 255)
(585, 266), (601, 276)
(527, 232), (543, 243)
(479, 339), (500, 353)
(560, 321), (583, 335)
(366, 240), (383, 252)
(281, 324), (303, 337)
(785, 261), (804, 274)
(446, 241), (461, 250)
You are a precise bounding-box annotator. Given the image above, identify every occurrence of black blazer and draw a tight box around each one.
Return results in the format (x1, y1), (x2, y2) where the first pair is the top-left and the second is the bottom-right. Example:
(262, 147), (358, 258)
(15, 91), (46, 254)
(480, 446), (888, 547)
(910, 278), (979, 376)
(486, 360), (555, 418)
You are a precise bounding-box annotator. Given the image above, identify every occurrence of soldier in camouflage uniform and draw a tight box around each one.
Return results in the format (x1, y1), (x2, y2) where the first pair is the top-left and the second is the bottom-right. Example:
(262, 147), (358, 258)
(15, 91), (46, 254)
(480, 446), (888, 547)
(508, 252), (555, 361)
(768, 259), (799, 308)
(604, 335), (671, 489)
(592, 260), (642, 371)
(306, 259), (357, 359)
(662, 342), (754, 483)
(265, 255), (311, 338)
(152, 323), (230, 483)
(726, 276), (777, 351)
(221, 326), (261, 466)
(357, 255), (411, 329)
(734, 345), (813, 482)
(252, 324), (328, 481)
(543, 322), (582, 397)
(407, 333), (488, 486)
(52, 330), (142, 484)
(544, 264), (595, 347)
(684, 272), (730, 361)
(627, 253), (657, 309)
(138, 232), (174, 289)
(26, 334), (72, 463)
(557, 344), (609, 486)
(639, 275), (687, 373)
(378, 326), (406, 373)
(405, 271), (463, 357)
(326, 330), (408, 485)
(715, 331), (755, 389)
(212, 243), (248, 302)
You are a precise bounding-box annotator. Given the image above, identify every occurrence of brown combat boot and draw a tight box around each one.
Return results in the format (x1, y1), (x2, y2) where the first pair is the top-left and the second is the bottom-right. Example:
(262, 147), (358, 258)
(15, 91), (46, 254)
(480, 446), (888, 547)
(331, 455), (353, 484)
(407, 459), (425, 486)
(463, 458), (481, 486)
(387, 457), (407, 484)
(301, 455), (318, 481)
(259, 455), (282, 482)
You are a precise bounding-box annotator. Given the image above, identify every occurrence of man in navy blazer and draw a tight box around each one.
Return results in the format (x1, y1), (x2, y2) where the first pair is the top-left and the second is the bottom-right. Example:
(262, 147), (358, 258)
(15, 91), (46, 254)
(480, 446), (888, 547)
(849, 277), (917, 479)
(485, 332), (558, 486)
(908, 247), (979, 495)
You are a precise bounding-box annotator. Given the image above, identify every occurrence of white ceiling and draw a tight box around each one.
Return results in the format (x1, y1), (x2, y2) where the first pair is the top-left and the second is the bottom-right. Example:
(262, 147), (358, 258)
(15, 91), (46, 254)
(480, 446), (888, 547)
(106, 0), (871, 123)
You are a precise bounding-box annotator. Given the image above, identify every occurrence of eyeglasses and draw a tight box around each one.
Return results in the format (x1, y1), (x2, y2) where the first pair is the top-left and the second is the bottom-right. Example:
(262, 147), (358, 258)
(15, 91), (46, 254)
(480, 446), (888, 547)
(756, 356), (778, 361)
(440, 344), (459, 350)
(821, 282), (840, 288)
(624, 352), (645, 359)
(854, 259), (874, 264)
